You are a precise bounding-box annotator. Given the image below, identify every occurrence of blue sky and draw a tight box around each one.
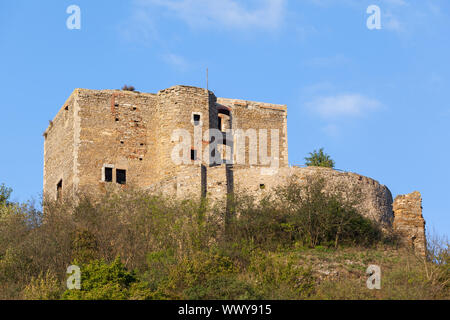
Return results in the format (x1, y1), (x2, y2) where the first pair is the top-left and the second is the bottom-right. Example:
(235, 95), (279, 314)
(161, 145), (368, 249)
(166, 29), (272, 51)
(0, 0), (449, 236)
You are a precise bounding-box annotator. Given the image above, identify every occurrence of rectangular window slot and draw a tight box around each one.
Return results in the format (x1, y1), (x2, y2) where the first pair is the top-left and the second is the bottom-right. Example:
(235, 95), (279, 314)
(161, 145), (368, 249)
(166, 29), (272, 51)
(191, 149), (197, 161)
(116, 169), (127, 185)
(57, 180), (63, 200)
(193, 114), (201, 126)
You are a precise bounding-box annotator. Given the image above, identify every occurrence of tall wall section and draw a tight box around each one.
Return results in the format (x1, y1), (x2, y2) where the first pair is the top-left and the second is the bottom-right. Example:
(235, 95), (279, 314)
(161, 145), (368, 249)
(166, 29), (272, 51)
(393, 192), (427, 256)
(216, 98), (288, 168)
(75, 89), (158, 195)
(155, 86), (214, 182)
(43, 91), (77, 200)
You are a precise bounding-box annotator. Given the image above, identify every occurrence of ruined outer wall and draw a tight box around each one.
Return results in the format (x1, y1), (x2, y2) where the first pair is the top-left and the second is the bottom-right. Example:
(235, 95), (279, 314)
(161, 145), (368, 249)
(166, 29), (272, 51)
(43, 91), (77, 200)
(153, 166), (394, 226)
(217, 98), (288, 168)
(75, 89), (158, 195)
(232, 166), (394, 225)
(393, 192), (426, 256)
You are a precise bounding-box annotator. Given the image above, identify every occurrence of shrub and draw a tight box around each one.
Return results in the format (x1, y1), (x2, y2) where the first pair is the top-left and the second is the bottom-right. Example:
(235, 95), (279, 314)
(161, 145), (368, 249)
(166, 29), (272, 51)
(23, 271), (63, 300)
(0, 183), (12, 206)
(227, 194), (290, 249)
(121, 85), (135, 91)
(248, 251), (316, 299)
(160, 251), (237, 299)
(183, 275), (259, 300)
(62, 258), (151, 300)
(276, 176), (382, 248)
(305, 148), (335, 168)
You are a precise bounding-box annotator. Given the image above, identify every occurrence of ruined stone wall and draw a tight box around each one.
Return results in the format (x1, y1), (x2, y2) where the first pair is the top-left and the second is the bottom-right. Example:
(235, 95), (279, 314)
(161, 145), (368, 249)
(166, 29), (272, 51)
(151, 165), (394, 226)
(74, 89), (158, 195)
(393, 192), (426, 256)
(234, 166), (393, 225)
(43, 91), (77, 200)
(217, 98), (288, 168)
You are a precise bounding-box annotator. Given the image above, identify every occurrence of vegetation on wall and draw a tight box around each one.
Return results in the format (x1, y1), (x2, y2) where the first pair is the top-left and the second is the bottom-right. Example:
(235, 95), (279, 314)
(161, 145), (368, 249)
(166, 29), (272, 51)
(305, 148), (335, 168)
(121, 85), (136, 92)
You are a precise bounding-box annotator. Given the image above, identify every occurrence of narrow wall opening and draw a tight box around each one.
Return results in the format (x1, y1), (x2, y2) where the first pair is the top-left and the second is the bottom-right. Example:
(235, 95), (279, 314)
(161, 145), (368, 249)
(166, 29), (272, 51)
(56, 179), (63, 201)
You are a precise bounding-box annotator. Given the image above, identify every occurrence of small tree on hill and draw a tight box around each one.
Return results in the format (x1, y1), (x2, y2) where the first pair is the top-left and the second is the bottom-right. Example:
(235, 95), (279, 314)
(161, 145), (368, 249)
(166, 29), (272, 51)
(305, 148), (335, 168)
(0, 183), (12, 206)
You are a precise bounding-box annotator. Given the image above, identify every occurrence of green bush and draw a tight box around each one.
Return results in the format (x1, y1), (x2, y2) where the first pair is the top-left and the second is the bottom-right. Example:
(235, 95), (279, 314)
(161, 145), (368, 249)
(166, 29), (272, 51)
(248, 251), (316, 299)
(276, 176), (382, 248)
(169, 252), (235, 287)
(228, 176), (382, 249)
(62, 258), (152, 300)
(184, 275), (259, 300)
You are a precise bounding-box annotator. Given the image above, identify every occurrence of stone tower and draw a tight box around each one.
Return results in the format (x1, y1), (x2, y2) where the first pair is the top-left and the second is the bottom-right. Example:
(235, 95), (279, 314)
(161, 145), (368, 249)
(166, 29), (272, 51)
(43, 85), (288, 200)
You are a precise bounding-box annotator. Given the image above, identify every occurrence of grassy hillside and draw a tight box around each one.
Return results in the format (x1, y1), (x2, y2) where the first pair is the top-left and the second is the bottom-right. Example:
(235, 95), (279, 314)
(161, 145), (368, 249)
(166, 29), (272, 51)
(0, 179), (448, 300)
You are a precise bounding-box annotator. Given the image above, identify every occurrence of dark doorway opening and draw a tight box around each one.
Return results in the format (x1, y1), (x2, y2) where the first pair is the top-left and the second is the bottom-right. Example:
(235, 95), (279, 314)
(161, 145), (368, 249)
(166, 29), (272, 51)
(116, 169), (127, 185)
(105, 168), (113, 182)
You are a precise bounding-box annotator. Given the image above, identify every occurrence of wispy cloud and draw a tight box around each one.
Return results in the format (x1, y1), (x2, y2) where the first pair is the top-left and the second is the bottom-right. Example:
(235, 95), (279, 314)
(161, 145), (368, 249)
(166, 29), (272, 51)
(306, 94), (382, 119)
(301, 82), (384, 137)
(162, 53), (190, 71)
(135, 0), (286, 31)
(118, 9), (158, 46)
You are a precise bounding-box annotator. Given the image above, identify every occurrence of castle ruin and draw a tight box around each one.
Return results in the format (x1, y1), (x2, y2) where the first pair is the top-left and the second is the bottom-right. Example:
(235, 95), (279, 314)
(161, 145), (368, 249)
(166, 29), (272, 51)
(43, 85), (426, 256)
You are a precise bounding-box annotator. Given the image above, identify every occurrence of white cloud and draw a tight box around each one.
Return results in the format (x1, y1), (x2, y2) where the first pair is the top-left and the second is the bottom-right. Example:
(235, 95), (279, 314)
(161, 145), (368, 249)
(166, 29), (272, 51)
(135, 0), (286, 31)
(118, 10), (158, 46)
(306, 94), (382, 118)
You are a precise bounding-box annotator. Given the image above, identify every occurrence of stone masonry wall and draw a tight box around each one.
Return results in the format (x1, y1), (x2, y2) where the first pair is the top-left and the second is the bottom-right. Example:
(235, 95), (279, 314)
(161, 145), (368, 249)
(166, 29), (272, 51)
(44, 85), (289, 199)
(75, 89), (158, 195)
(155, 86), (212, 183)
(151, 165), (394, 226)
(393, 192), (427, 257)
(43, 92), (76, 200)
(217, 98), (288, 168)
